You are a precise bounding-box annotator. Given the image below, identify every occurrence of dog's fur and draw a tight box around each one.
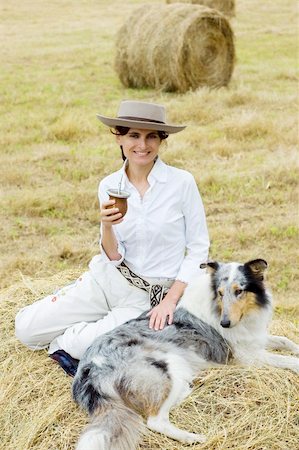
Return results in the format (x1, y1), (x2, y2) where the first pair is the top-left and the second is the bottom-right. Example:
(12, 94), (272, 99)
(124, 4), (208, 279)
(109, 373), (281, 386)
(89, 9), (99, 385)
(72, 259), (299, 450)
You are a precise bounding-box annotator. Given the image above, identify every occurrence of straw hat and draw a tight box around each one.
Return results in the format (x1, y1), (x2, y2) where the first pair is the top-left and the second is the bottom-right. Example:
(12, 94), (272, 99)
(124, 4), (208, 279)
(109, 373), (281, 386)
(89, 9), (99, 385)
(97, 100), (186, 134)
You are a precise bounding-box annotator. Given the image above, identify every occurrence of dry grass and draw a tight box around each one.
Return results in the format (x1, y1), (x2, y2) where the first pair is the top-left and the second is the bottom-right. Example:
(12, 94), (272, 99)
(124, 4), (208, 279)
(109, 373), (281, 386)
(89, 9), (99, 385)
(1, 0), (299, 448)
(166, 0), (236, 17)
(115, 3), (235, 92)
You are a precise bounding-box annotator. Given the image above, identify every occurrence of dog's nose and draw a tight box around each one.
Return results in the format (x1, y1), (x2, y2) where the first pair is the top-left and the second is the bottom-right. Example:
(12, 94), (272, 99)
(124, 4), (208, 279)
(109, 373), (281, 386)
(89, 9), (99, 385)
(220, 319), (231, 328)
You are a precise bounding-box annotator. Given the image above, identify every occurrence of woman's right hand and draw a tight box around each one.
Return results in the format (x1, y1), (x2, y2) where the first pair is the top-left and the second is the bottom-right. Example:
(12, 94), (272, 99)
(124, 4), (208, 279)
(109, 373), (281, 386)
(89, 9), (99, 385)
(100, 200), (124, 228)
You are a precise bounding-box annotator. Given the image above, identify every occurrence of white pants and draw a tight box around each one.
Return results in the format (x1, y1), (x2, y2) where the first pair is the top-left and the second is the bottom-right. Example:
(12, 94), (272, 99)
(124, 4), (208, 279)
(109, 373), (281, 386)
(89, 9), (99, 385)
(15, 255), (174, 359)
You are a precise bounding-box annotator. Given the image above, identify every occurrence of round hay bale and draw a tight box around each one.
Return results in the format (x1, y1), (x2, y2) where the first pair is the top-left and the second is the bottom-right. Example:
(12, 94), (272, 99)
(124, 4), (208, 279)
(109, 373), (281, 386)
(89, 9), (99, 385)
(166, 0), (236, 18)
(115, 4), (235, 93)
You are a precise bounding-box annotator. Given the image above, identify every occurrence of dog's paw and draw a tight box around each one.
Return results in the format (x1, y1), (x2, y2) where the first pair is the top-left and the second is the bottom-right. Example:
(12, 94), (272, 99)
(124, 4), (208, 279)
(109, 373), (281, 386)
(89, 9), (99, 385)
(183, 432), (207, 444)
(292, 345), (299, 356)
(292, 362), (299, 374)
(288, 358), (299, 374)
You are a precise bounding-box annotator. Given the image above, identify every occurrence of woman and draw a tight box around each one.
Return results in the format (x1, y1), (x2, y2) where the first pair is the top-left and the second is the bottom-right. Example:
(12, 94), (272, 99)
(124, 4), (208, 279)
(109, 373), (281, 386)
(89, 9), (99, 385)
(15, 100), (210, 376)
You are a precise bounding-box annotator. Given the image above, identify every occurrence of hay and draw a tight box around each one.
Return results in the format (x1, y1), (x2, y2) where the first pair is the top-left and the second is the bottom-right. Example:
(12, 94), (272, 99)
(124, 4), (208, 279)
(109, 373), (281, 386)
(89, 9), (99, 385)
(166, 0), (236, 18)
(1, 273), (299, 450)
(115, 4), (235, 93)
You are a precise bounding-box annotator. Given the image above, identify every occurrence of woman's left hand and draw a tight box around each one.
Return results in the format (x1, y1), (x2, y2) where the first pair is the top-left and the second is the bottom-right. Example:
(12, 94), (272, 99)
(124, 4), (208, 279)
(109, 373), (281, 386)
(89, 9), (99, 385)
(147, 297), (177, 331)
(146, 280), (187, 331)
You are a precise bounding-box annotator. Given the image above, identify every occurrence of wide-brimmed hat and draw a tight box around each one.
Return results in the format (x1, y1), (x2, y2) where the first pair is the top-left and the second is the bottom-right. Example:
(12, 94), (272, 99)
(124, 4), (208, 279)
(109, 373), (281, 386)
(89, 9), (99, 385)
(97, 100), (186, 134)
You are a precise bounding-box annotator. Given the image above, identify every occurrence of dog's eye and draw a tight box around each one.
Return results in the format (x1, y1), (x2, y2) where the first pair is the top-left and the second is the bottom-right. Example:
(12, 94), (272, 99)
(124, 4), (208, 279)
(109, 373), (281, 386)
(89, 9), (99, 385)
(235, 289), (243, 296)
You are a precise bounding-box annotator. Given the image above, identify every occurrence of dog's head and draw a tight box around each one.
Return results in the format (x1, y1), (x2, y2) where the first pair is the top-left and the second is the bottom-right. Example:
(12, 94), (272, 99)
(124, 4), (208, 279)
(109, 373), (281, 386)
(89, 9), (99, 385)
(200, 259), (271, 328)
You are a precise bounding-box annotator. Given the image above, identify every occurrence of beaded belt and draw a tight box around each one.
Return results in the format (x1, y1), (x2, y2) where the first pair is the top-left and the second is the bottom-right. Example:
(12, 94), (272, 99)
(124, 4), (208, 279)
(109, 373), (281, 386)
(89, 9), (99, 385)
(116, 262), (169, 307)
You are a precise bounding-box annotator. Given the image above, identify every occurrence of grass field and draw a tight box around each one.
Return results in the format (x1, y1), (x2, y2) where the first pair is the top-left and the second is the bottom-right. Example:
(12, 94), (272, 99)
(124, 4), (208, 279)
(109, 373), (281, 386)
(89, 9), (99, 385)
(0, 0), (298, 449)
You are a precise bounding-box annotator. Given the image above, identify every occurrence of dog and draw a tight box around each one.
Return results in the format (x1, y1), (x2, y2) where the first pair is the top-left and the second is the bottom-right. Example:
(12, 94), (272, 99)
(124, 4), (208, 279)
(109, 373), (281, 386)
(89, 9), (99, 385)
(72, 259), (299, 450)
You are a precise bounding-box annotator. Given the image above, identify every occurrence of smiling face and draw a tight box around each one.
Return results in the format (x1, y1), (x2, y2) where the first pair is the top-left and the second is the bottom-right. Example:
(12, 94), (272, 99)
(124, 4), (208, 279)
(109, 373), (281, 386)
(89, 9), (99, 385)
(115, 128), (162, 169)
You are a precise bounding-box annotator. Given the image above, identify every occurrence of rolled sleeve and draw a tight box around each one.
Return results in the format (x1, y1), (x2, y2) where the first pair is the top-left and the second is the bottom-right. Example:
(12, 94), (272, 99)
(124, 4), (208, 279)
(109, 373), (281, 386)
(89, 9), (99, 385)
(99, 235), (126, 266)
(175, 175), (210, 284)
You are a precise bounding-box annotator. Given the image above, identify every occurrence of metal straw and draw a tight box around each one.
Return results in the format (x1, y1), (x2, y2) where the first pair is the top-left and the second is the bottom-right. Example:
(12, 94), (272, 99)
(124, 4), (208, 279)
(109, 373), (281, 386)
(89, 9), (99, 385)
(118, 173), (123, 195)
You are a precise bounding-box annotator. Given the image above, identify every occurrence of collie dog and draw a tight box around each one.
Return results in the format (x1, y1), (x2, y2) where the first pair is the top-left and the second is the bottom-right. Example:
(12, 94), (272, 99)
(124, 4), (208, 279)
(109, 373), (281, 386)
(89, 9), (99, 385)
(72, 259), (299, 450)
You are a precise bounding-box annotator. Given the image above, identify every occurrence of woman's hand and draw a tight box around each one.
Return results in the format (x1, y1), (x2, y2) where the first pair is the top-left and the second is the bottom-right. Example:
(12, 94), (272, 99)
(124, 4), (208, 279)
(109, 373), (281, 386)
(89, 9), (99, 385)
(100, 200), (123, 227)
(147, 280), (187, 331)
(147, 296), (177, 331)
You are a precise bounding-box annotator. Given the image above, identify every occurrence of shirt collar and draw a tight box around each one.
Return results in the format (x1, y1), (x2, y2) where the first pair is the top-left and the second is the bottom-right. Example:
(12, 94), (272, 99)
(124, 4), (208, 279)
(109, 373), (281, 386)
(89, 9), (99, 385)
(120, 157), (168, 190)
(148, 157), (168, 184)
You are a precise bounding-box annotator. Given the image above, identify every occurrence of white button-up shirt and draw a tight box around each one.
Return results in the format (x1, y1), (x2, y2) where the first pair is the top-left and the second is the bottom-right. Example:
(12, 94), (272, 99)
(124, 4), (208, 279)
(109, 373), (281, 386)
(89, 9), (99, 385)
(98, 158), (209, 284)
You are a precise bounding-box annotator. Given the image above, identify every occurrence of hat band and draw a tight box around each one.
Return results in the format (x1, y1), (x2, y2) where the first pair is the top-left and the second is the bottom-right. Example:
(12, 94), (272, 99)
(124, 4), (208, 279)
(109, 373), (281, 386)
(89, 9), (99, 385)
(118, 116), (165, 124)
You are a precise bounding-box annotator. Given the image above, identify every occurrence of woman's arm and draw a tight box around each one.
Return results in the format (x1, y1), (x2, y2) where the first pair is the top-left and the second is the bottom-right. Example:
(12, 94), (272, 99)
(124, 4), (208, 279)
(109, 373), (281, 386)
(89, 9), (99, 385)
(100, 199), (123, 261)
(147, 173), (209, 331)
(175, 174), (210, 283)
(98, 177), (127, 263)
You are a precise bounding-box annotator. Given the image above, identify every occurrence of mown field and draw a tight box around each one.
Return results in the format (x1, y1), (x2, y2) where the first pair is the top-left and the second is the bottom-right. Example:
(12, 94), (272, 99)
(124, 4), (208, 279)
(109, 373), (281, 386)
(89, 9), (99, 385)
(0, 0), (298, 449)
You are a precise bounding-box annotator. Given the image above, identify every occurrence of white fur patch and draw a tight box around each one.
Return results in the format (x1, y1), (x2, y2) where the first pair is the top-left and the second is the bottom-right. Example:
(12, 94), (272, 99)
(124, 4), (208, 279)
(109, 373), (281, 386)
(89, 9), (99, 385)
(178, 273), (213, 324)
(92, 355), (106, 367)
(165, 352), (194, 382)
(228, 263), (240, 283)
(76, 431), (106, 450)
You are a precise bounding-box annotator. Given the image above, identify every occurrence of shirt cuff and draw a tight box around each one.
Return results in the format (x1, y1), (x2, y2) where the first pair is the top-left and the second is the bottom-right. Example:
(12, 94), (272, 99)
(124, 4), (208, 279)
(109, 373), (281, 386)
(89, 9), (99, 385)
(99, 241), (126, 266)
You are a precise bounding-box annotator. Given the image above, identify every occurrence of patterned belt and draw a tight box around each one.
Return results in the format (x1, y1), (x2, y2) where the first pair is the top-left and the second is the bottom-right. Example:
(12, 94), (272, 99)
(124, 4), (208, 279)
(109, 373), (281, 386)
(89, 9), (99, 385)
(116, 262), (169, 307)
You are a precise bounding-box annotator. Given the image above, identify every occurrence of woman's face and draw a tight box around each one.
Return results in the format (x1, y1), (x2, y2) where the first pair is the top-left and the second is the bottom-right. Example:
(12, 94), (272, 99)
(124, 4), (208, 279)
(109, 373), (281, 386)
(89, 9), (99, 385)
(116, 128), (161, 168)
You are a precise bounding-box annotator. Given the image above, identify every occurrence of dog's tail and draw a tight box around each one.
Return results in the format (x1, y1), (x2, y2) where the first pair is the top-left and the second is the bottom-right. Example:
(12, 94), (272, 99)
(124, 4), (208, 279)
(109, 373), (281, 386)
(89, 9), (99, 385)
(73, 364), (145, 450)
(76, 400), (144, 450)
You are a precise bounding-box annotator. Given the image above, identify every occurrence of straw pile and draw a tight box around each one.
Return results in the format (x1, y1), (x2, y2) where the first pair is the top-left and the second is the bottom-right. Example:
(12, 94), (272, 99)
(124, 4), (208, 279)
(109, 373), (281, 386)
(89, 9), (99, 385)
(166, 0), (236, 18)
(1, 272), (299, 450)
(115, 4), (235, 93)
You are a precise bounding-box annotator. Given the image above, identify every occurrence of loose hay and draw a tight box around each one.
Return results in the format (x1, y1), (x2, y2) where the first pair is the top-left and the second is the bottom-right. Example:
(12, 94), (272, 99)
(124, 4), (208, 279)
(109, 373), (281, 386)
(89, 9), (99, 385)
(115, 4), (235, 93)
(166, 0), (236, 18)
(1, 273), (299, 450)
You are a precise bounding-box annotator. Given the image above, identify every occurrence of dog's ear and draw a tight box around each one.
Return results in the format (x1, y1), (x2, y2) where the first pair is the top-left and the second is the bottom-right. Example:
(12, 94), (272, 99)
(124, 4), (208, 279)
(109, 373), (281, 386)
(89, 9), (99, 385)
(200, 261), (219, 274)
(244, 259), (267, 280)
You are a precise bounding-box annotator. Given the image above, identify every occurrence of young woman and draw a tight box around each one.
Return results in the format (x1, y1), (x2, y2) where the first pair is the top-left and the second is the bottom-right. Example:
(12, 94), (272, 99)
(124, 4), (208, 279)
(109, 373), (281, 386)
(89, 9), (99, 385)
(15, 100), (210, 376)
